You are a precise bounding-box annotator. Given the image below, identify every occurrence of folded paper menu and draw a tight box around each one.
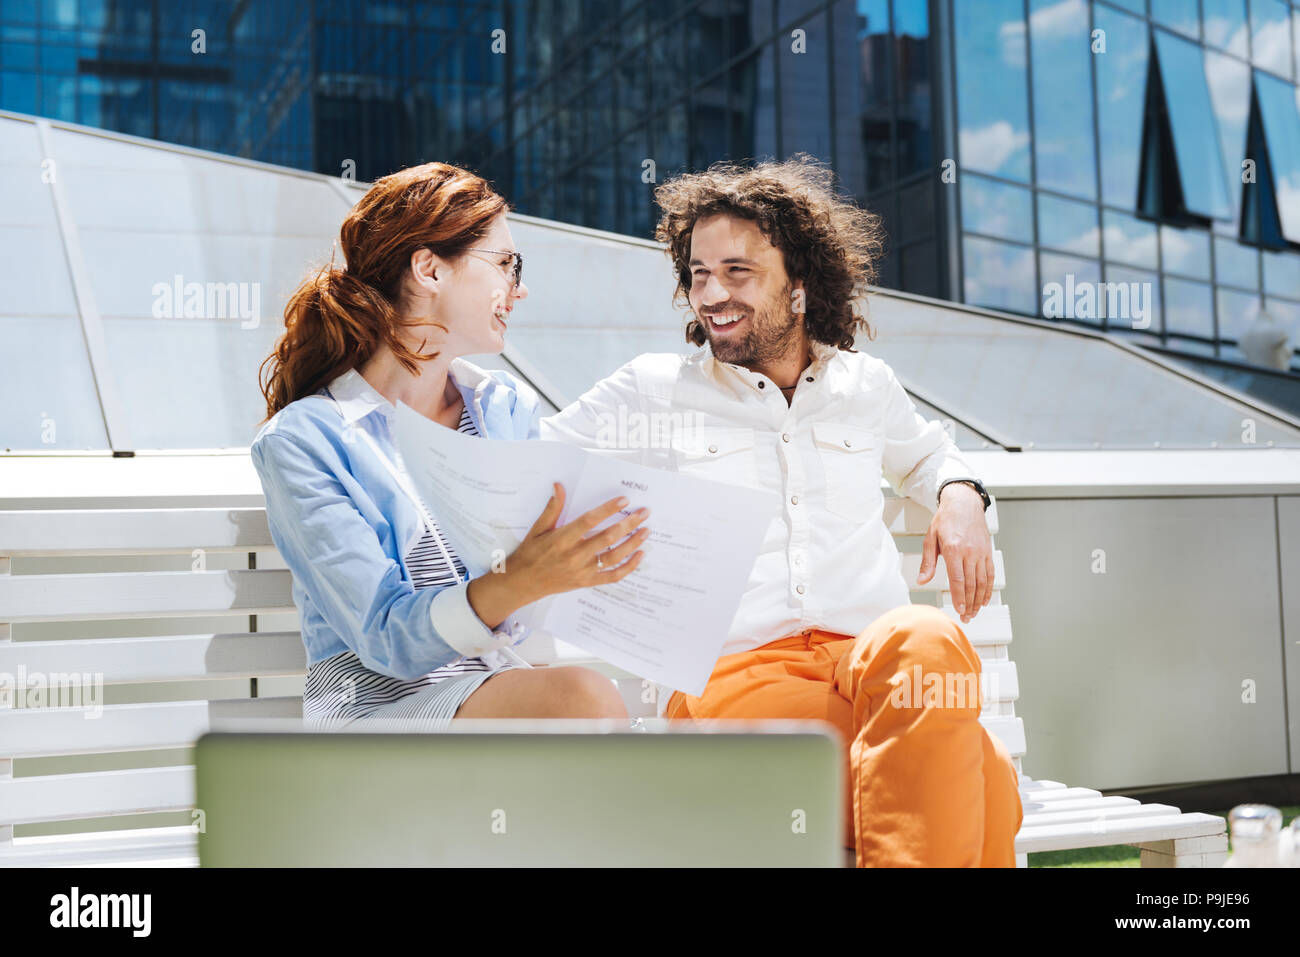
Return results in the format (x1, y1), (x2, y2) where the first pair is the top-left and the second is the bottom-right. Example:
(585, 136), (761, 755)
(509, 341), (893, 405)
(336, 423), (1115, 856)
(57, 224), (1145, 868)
(393, 401), (777, 695)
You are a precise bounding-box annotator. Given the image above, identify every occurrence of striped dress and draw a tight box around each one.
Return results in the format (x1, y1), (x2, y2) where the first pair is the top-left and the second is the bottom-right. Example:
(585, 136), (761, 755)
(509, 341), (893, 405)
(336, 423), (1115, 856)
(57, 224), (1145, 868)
(302, 404), (511, 727)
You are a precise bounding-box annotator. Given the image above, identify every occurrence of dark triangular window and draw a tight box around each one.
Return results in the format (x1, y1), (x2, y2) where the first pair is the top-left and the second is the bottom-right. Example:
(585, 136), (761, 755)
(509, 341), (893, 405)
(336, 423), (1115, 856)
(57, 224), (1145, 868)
(1136, 30), (1233, 227)
(1240, 81), (1288, 250)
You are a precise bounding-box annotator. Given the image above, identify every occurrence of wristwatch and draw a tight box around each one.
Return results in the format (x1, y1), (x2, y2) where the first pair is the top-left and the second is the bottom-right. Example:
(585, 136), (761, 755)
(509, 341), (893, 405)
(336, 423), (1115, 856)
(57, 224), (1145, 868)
(938, 477), (991, 511)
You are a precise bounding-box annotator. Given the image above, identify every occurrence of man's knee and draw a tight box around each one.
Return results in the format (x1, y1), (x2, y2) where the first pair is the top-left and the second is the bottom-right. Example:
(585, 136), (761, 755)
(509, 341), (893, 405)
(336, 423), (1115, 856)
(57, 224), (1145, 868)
(851, 604), (980, 702)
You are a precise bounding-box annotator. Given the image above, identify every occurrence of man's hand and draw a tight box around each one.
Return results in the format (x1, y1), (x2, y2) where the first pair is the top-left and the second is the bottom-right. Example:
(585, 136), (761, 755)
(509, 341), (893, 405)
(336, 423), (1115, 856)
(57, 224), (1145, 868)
(916, 483), (993, 624)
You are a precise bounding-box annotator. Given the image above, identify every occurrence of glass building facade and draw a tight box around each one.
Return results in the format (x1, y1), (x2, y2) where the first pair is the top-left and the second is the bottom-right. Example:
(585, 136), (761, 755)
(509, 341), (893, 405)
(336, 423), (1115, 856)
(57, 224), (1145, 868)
(2, 0), (1298, 375)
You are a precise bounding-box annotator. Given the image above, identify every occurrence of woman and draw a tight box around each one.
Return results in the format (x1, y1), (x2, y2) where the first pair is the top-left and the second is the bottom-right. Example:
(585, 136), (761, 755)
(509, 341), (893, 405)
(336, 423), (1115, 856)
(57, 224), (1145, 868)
(252, 162), (649, 728)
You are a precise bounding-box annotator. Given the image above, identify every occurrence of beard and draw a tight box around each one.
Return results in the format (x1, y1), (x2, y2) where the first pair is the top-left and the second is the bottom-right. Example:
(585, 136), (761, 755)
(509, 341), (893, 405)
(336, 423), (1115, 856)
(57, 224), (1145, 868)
(702, 280), (799, 367)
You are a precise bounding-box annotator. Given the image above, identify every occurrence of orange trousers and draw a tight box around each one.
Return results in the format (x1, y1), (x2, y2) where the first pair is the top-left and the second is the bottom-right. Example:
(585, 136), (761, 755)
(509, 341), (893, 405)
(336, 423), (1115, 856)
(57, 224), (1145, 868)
(665, 604), (1023, 867)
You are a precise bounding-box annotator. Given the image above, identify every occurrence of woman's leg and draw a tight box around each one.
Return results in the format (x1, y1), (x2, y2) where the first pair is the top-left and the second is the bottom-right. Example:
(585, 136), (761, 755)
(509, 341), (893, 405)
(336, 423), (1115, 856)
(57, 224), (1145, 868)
(452, 665), (628, 719)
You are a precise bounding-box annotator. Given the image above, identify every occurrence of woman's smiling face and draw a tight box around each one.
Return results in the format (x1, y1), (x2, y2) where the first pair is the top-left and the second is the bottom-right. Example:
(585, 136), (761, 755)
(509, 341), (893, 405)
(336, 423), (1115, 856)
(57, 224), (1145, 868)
(401, 213), (528, 358)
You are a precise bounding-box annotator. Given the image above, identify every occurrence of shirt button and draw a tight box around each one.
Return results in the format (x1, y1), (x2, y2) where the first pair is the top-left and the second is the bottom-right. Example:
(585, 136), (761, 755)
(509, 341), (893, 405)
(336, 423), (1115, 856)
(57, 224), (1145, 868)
(757, 381), (766, 389)
(805, 376), (814, 382)
(781, 433), (790, 442)
(790, 494), (799, 505)
(796, 584), (806, 595)
(793, 554), (803, 566)
(708, 444), (718, 453)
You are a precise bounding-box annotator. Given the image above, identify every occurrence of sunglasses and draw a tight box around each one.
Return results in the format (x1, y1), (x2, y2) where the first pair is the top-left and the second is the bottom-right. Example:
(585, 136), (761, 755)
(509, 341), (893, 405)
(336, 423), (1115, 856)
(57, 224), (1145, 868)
(467, 247), (524, 289)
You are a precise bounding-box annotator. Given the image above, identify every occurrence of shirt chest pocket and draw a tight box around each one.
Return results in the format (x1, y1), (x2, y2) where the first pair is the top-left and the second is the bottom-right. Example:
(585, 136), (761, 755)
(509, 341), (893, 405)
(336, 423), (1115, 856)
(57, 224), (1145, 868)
(811, 423), (880, 522)
(670, 427), (760, 488)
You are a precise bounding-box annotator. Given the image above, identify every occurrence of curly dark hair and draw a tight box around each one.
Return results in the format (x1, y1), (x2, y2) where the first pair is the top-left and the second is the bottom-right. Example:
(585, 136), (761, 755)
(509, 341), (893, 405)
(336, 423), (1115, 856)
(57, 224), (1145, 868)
(653, 153), (885, 351)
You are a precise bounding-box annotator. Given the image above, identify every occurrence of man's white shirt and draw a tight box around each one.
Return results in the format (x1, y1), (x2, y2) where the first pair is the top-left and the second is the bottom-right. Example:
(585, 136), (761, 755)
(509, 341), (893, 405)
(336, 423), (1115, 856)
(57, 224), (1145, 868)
(540, 340), (983, 713)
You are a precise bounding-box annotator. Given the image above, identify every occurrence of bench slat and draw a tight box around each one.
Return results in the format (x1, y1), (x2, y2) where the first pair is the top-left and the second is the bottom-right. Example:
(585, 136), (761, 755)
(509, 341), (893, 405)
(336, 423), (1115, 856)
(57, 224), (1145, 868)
(0, 697), (304, 758)
(0, 766), (194, 825)
(978, 714), (1025, 757)
(1015, 811), (1227, 854)
(1022, 795), (1138, 815)
(0, 632), (307, 684)
(0, 825), (199, 868)
(0, 508), (276, 556)
(0, 569), (296, 622)
(1019, 786), (1105, 803)
(1019, 802), (1183, 829)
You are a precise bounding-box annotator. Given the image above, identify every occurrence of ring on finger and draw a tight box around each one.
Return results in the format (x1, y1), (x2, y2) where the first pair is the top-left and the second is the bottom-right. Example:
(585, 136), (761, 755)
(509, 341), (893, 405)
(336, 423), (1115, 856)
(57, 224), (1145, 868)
(595, 551), (605, 571)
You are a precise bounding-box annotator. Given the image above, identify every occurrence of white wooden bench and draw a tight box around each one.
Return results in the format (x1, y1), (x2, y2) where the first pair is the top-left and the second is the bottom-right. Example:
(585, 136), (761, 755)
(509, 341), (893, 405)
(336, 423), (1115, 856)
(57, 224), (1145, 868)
(0, 497), (1228, 867)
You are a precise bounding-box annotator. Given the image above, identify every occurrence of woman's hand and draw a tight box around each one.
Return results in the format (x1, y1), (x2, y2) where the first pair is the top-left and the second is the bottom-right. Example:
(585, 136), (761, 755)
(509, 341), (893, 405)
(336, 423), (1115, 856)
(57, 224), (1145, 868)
(466, 483), (649, 629)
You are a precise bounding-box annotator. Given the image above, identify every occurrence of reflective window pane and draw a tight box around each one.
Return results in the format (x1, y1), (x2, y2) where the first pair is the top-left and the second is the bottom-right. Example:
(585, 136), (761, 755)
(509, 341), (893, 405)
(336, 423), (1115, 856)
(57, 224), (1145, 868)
(960, 173), (1033, 243)
(1094, 4), (1149, 209)
(1254, 72), (1300, 243)
(1250, 0), (1293, 76)
(1103, 208), (1160, 268)
(898, 178), (934, 244)
(778, 12), (832, 162)
(954, 0), (1031, 181)
(1217, 286), (1263, 344)
(1204, 0), (1251, 57)
(1152, 0), (1201, 39)
(1161, 224), (1213, 276)
(1029, 0), (1096, 199)
(1203, 50), (1252, 227)
(894, 0), (931, 177)
(728, 47), (777, 162)
(962, 234), (1037, 313)
(855, 0), (893, 193)
(1153, 29), (1234, 221)
(1263, 248), (1300, 297)
(1038, 252), (1102, 325)
(1263, 298), (1300, 367)
(1215, 234), (1261, 287)
(1295, 6), (1300, 84)
(1164, 277), (1216, 338)
(901, 238), (941, 298)
(1038, 192), (1100, 257)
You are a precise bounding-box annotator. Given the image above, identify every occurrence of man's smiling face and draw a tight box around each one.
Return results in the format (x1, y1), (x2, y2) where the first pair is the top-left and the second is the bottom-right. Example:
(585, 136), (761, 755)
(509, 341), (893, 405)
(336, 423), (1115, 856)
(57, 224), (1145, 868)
(686, 214), (804, 368)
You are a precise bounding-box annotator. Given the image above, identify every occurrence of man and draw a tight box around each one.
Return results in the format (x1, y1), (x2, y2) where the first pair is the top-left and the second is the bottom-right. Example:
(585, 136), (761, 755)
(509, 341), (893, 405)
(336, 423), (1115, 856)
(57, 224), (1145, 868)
(540, 156), (1023, 867)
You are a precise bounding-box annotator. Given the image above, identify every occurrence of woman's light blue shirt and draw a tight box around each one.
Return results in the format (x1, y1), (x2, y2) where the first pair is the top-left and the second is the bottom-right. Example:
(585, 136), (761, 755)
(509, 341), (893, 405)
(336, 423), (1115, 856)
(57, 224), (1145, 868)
(250, 358), (541, 681)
